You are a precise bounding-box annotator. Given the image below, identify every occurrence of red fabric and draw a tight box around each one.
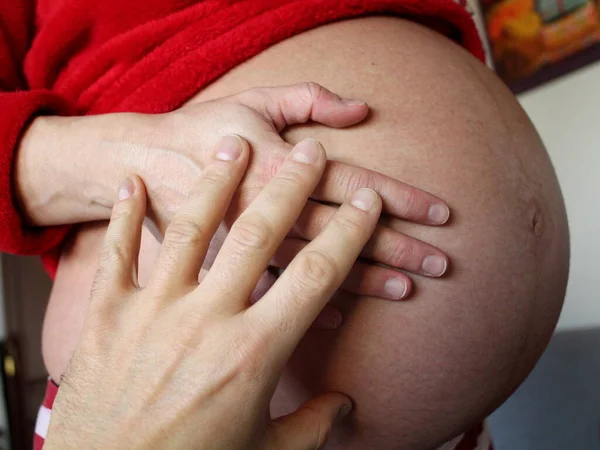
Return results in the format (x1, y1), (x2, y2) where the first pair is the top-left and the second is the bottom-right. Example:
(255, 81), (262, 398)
(0, 0), (484, 276)
(33, 429), (43, 450)
(42, 377), (59, 409)
(0, 1), (76, 260)
(33, 379), (58, 450)
(0, 91), (74, 257)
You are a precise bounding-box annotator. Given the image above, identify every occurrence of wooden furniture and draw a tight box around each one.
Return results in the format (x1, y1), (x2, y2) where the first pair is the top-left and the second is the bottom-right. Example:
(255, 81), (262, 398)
(1, 254), (53, 450)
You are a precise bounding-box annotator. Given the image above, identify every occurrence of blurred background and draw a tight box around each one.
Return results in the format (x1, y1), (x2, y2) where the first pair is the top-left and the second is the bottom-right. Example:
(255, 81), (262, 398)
(470, 4), (600, 446)
(0, 1), (599, 449)
(480, 0), (600, 92)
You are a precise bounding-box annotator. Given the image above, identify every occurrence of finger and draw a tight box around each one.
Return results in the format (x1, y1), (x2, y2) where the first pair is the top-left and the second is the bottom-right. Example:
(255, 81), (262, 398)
(94, 176), (147, 294)
(226, 137), (449, 226)
(248, 188), (381, 355)
(272, 239), (412, 300)
(250, 269), (343, 329)
(267, 393), (352, 450)
(234, 82), (369, 130)
(312, 160), (451, 225)
(199, 138), (326, 312)
(150, 135), (249, 290)
(204, 231), (352, 325)
(292, 201), (448, 276)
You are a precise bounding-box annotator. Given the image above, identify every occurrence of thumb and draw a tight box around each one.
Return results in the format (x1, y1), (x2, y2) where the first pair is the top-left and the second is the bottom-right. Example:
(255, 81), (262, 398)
(267, 392), (352, 450)
(234, 82), (369, 131)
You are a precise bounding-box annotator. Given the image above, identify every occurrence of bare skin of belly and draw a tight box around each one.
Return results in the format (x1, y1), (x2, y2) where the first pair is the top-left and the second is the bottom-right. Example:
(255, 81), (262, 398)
(43, 17), (569, 449)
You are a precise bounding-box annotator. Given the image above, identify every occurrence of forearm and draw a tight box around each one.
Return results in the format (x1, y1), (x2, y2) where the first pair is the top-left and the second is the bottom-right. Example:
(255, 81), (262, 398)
(14, 113), (154, 227)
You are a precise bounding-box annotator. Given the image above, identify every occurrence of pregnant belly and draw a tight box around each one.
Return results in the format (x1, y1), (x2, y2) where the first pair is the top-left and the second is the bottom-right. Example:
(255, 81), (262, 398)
(43, 17), (568, 449)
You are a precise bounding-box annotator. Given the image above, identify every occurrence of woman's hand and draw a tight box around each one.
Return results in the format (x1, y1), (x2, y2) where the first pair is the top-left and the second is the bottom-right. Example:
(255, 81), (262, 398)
(15, 82), (449, 302)
(144, 83), (449, 299)
(45, 136), (381, 450)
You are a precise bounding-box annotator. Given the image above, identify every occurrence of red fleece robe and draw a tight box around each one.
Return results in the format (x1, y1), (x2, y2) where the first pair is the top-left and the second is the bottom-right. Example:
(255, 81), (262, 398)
(0, 0), (484, 277)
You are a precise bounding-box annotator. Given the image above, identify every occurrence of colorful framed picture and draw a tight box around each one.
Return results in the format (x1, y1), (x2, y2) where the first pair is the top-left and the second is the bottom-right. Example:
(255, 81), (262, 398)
(479, 0), (600, 92)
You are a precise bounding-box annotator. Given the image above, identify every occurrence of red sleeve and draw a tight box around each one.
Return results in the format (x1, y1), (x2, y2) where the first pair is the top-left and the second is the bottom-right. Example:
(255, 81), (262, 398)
(0, 0), (76, 257)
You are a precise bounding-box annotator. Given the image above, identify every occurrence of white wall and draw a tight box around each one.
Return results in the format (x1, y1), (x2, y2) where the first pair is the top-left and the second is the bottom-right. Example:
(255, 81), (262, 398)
(518, 61), (600, 330)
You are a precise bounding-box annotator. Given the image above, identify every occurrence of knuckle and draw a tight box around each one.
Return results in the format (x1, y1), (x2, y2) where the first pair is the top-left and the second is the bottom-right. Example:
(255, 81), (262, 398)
(386, 238), (415, 267)
(202, 164), (233, 186)
(293, 249), (338, 290)
(110, 201), (134, 222)
(230, 215), (273, 250)
(164, 218), (207, 248)
(273, 169), (305, 190)
(99, 241), (130, 267)
(342, 170), (376, 195)
(330, 214), (364, 238)
(396, 187), (422, 217)
(303, 81), (326, 102)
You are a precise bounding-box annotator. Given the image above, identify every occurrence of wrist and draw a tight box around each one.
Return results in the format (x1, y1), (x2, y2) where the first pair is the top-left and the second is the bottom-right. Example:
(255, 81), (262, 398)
(14, 113), (153, 227)
(15, 115), (110, 226)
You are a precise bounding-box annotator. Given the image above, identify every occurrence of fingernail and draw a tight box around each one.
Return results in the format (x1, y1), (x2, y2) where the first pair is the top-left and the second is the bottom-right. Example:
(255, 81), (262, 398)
(337, 403), (353, 421)
(428, 204), (450, 224)
(421, 255), (447, 277)
(215, 135), (243, 161)
(315, 309), (342, 329)
(384, 278), (408, 300)
(118, 177), (134, 201)
(351, 188), (377, 212)
(341, 97), (367, 107)
(291, 139), (320, 164)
